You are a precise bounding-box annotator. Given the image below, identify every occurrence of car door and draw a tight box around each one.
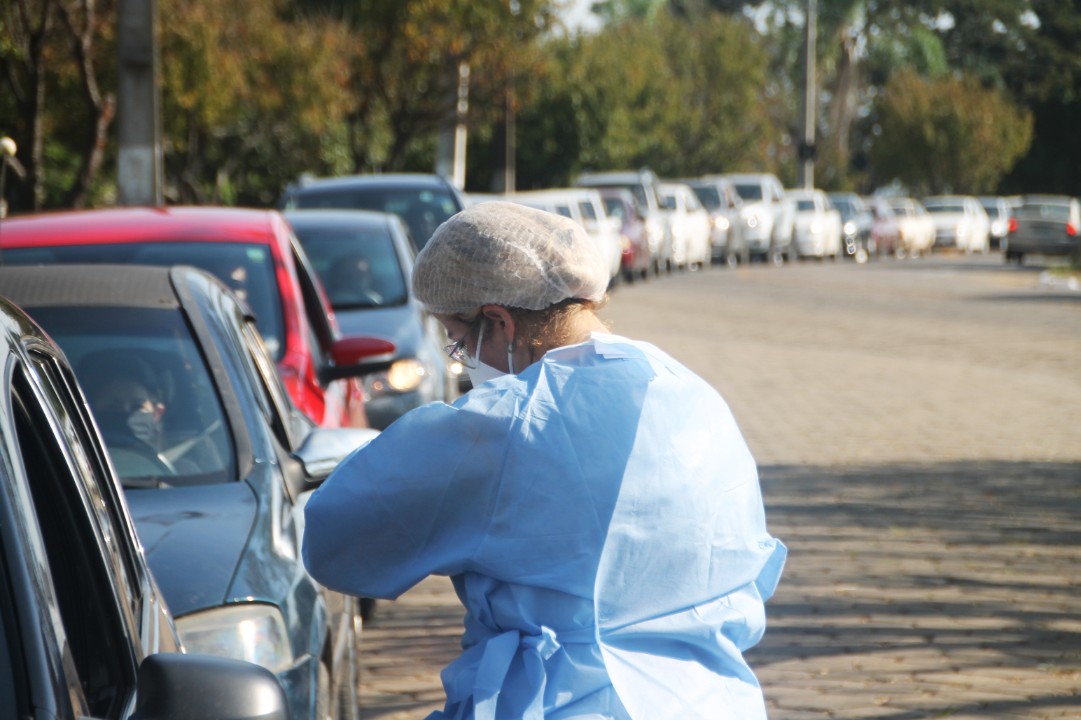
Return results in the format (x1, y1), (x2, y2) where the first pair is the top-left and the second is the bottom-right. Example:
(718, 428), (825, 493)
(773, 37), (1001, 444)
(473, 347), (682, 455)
(2, 345), (145, 720)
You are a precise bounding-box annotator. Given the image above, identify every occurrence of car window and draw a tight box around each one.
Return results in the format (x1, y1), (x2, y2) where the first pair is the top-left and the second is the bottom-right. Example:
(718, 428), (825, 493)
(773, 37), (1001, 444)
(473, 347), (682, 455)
(1018, 203), (1070, 221)
(796, 199), (815, 211)
(1, 242), (286, 362)
(27, 306), (236, 487)
(11, 362), (137, 718)
(733, 183), (763, 201)
(691, 185), (720, 210)
(290, 187), (461, 251)
(577, 201), (598, 224)
(602, 197), (626, 219)
(294, 224), (410, 311)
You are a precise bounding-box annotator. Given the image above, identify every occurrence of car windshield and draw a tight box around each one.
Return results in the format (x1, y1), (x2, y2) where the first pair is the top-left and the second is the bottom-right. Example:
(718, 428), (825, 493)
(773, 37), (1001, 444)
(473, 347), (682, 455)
(293, 225), (409, 310)
(1017, 203), (1070, 222)
(796, 199), (815, 211)
(2, 242), (285, 361)
(290, 186), (461, 251)
(925, 202), (964, 213)
(733, 183), (764, 201)
(602, 197), (626, 219)
(691, 186), (721, 210)
(28, 306), (236, 488)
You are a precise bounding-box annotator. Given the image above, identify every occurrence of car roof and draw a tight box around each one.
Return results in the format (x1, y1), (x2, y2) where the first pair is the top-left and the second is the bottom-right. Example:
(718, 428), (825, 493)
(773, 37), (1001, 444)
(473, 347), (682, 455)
(0, 264), (182, 309)
(0, 206), (287, 248)
(282, 208), (396, 228)
(287, 173), (454, 192)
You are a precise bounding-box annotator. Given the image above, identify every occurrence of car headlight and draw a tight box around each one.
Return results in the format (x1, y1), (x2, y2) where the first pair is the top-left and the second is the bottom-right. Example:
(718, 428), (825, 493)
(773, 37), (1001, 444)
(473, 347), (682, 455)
(843, 221), (856, 236)
(366, 358), (427, 395)
(810, 220), (822, 235)
(713, 216), (730, 231)
(176, 604), (293, 673)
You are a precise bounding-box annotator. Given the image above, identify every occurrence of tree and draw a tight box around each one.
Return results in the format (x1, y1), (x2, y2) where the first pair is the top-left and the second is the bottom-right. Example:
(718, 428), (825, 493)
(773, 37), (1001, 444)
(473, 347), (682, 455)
(869, 70), (1032, 195)
(0, 0), (116, 212)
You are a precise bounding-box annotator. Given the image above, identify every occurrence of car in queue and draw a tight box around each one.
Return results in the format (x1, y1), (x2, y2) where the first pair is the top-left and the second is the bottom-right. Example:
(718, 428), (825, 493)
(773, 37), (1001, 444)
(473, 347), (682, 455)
(278, 173), (469, 252)
(575, 169), (673, 275)
(0, 293), (291, 720)
(0, 264), (388, 720)
(682, 176), (748, 268)
(884, 197), (936, 258)
(285, 208), (463, 427)
(508, 188), (624, 284)
(0, 206), (371, 430)
(979, 196), (1012, 250)
(658, 181), (712, 271)
(869, 196), (902, 257)
(787, 188), (843, 261)
(922, 195), (991, 254)
(598, 187), (652, 282)
(828, 192), (874, 262)
(719, 172), (788, 262)
(1003, 194), (1081, 264)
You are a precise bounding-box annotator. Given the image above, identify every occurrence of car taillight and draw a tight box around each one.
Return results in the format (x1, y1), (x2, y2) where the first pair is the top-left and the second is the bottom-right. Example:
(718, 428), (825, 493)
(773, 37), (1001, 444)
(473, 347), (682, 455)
(1067, 223), (1077, 236)
(1008, 217), (1018, 233)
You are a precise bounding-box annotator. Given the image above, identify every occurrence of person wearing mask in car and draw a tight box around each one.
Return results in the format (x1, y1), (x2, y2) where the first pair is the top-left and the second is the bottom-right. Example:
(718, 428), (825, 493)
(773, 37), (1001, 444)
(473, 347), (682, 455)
(303, 201), (786, 720)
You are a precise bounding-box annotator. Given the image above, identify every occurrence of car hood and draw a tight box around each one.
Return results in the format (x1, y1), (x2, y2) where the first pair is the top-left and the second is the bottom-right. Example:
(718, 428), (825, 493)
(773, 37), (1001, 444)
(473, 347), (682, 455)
(125, 482), (257, 617)
(335, 304), (424, 359)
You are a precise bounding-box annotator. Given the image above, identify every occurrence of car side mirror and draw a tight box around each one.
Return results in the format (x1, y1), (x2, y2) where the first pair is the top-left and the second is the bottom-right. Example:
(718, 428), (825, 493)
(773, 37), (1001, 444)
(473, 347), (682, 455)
(293, 426), (379, 485)
(131, 653), (290, 720)
(319, 336), (396, 384)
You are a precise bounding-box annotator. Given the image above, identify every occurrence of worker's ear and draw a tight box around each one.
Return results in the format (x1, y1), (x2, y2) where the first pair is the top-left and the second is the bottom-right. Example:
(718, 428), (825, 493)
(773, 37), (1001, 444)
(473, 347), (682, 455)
(480, 305), (516, 344)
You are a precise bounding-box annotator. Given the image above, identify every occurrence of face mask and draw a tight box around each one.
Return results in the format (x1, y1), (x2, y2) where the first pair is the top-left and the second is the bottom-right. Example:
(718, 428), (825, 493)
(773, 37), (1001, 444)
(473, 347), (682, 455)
(127, 406), (162, 446)
(465, 323), (516, 387)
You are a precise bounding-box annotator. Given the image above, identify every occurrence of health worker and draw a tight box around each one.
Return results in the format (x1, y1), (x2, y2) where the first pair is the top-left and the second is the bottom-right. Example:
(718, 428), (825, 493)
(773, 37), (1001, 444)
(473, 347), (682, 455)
(302, 201), (787, 720)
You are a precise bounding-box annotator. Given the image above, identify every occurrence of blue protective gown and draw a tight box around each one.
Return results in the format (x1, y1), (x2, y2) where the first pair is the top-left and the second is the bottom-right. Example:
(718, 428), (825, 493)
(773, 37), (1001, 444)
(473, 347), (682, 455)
(303, 332), (786, 720)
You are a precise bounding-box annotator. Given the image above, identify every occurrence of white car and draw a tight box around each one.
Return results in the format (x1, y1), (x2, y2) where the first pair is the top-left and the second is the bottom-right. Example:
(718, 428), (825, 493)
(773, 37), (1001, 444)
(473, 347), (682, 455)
(509, 188), (624, 282)
(658, 181), (712, 270)
(720, 172), (788, 261)
(922, 195), (991, 253)
(788, 189), (843, 260)
(885, 197), (936, 257)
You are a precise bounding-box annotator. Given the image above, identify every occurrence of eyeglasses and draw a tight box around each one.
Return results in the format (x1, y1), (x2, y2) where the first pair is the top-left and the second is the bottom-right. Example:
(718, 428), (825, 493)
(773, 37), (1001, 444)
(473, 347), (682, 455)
(443, 319), (481, 369)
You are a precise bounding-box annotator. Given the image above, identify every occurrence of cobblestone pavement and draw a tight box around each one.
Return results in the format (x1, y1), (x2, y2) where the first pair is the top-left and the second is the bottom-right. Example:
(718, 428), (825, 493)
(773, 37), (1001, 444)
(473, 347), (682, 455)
(355, 255), (1081, 719)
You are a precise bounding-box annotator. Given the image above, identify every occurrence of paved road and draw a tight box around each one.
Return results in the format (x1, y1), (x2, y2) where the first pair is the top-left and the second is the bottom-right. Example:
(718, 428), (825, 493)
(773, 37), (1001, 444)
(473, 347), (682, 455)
(355, 254), (1081, 719)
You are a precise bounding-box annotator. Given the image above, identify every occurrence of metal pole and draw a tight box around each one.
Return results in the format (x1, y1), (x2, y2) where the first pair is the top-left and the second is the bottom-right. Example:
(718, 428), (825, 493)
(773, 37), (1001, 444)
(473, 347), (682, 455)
(117, 0), (163, 206)
(801, 0), (817, 189)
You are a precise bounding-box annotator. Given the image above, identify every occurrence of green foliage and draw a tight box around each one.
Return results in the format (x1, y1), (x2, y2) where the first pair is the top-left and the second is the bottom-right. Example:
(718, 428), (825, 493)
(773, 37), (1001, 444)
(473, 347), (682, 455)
(869, 70), (1033, 195)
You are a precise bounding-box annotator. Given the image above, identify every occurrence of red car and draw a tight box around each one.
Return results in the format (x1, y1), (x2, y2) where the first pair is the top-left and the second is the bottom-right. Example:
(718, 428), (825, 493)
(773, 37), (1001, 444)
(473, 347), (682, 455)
(0, 206), (389, 429)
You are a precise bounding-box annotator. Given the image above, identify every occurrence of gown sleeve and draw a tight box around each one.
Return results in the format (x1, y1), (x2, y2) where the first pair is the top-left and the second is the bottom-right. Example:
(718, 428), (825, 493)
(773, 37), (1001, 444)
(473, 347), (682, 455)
(301, 397), (507, 599)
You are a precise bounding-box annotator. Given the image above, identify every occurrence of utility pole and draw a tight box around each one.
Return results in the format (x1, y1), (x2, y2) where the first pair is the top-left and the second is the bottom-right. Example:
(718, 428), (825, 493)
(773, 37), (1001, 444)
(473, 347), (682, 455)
(800, 0), (817, 190)
(117, 0), (163, 206)
(436, 62), (470, 190)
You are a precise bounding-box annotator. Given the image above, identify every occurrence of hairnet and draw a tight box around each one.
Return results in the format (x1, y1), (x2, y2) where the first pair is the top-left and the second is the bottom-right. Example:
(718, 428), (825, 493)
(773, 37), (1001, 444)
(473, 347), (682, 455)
(412, 201), (610, 315)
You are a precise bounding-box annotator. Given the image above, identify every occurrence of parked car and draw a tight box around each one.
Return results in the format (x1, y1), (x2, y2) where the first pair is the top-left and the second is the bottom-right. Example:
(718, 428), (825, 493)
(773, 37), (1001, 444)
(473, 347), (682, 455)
(922, 195), (991, 253)
(1003, 195), (1081, 264)
(979, 196), (1012, 250)
(575, 169), (673, 275)
(0, 264), (387, 720)
(285, 209), (462, 427)
(683, 176), (748, 268)
(869, 196), (902, 257)
(598, 187), (652, 282)
(720, 172), (788, 262)
(884, 197), (935, 257)
(658, 181), (712, 270)
(278, 173), (469, 252)
(829, 192), (874, 262)
(0, 206), (371, 430)
(787, 188), (843, 260)
(507, 188), (623, 284)
(0, 293), (292, 720)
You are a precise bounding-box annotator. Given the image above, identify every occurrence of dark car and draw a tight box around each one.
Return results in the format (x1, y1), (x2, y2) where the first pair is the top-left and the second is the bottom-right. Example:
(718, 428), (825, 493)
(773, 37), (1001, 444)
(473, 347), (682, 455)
(278, 173), (469, 251)
(0, 264), (387, 720)
(829, 192), (874, 262)
(0, 294), (290, 720)
(1003, 195), (1081, 265)
(285, 209), (463, 428)
(0, 206), (372, 431)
